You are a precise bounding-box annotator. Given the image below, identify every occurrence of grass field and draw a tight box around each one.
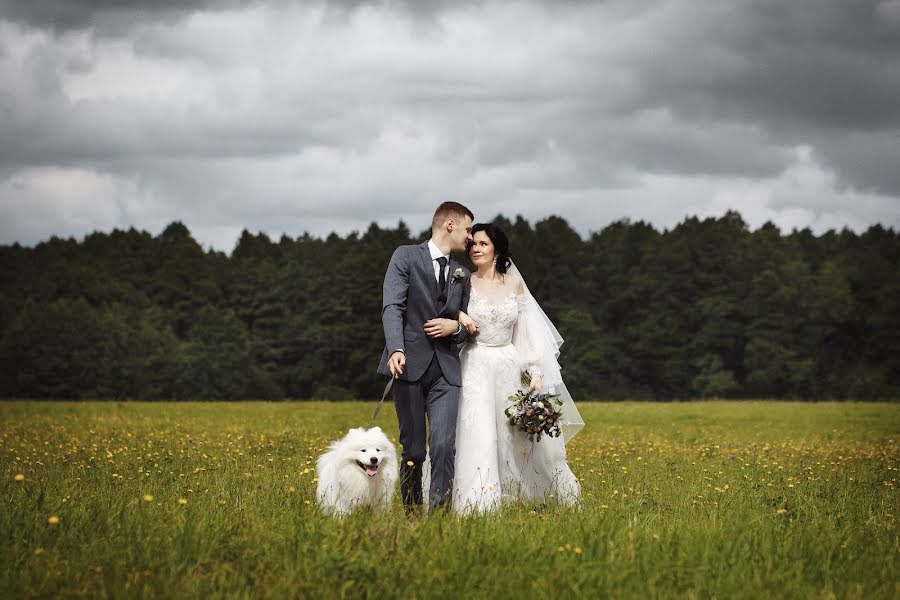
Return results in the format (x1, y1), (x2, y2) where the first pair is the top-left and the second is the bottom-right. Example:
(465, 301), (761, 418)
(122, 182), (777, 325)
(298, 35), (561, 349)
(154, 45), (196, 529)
(1, 401), (897, 599)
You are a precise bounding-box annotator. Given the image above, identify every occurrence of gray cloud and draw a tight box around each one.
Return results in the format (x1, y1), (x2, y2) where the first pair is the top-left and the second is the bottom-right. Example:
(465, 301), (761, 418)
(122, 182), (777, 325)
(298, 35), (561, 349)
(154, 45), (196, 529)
(1, 0), (898, 251)
(633, 1), (900, 130)
(606, 0), (900, 193)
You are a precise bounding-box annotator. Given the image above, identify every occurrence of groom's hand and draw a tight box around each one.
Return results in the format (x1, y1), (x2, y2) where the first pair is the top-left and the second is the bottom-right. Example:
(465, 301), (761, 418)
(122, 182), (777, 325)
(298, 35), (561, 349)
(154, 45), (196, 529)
(424, 318), (459, 339)
(388, 351), (406, 378)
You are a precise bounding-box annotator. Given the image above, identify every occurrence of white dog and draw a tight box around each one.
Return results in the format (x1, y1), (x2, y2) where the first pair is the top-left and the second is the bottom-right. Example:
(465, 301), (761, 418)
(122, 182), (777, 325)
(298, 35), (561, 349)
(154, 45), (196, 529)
(316, 426), (398, 516)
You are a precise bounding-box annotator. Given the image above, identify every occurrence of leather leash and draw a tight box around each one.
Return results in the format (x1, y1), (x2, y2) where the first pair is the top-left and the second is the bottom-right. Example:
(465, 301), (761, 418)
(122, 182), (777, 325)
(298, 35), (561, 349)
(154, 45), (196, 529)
(367, 377), (394, 428)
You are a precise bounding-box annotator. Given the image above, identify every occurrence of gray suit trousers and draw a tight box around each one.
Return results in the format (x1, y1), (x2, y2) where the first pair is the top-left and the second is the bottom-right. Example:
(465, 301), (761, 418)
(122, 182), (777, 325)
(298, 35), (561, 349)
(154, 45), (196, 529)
(392, 355), (459, 509)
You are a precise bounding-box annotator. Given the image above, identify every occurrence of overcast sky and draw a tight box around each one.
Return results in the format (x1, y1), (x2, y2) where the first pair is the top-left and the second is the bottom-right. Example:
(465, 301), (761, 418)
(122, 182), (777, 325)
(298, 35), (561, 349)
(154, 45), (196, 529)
(1, 0), (899, 252)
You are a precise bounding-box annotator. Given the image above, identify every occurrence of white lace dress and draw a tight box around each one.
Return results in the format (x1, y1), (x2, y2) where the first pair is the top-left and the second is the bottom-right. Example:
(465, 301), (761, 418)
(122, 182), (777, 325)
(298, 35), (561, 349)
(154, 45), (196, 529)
(452, 284), (580, 514)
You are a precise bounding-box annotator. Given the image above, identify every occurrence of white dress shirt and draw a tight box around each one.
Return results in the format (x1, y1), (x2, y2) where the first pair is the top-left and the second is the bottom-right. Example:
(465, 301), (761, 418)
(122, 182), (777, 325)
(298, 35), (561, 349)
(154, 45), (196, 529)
(427, 239), (462, 336)
(427, 239), (450, 283)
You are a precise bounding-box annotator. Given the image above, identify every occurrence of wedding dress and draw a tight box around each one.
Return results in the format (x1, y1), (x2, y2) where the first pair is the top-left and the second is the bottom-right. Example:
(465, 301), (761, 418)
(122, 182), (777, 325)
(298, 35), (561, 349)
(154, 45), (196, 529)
(451, 269), (582, 514)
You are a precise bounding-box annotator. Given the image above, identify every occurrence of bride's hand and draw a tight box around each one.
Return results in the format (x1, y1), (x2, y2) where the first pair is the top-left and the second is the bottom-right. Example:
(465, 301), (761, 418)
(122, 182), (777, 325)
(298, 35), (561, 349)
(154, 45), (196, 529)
(458, 311), (478, 334)
(529, 375), (543, 391)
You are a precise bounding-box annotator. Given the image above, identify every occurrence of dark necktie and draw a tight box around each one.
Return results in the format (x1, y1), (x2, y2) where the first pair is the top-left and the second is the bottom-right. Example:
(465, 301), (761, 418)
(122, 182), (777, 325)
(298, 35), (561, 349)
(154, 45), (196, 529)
(436, 256), (448, 303)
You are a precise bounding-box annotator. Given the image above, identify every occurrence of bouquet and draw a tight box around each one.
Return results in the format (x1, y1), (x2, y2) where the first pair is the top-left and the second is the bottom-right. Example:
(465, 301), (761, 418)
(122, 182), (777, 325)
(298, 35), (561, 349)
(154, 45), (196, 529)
(504, 387), (563, 443)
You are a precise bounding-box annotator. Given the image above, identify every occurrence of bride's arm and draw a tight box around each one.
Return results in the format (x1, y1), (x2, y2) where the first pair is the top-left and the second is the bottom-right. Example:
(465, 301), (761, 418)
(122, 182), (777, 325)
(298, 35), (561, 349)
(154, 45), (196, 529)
(512, 277), (544, 390)
(457, 310), (478, 334)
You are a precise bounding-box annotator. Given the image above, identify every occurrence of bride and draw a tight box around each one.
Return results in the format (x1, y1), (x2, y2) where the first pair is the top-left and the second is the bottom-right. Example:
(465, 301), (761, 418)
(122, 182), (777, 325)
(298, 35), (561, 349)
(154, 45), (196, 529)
(451, 223), (584, 514)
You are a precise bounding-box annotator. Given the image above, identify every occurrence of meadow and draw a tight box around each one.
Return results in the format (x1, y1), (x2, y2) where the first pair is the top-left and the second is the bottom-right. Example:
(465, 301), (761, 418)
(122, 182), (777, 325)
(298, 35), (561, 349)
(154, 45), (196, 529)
(1, 401), (897, 599)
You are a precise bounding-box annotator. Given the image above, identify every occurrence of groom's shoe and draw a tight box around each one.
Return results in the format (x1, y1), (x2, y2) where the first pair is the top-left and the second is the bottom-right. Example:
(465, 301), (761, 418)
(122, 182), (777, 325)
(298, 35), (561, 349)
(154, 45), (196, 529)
(427, 501), (451, 516)
(400, 461), (423, 516)
(428, 484), (453, 516)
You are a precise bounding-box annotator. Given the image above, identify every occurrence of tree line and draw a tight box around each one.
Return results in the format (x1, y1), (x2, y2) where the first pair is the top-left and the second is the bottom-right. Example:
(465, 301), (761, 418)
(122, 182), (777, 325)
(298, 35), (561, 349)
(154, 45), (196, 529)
(1, 211), (897, 401)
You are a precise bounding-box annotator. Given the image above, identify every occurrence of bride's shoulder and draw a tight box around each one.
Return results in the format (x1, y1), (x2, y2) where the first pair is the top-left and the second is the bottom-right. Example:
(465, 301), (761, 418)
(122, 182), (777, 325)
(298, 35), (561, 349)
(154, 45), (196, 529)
(505, 273), (525, 295)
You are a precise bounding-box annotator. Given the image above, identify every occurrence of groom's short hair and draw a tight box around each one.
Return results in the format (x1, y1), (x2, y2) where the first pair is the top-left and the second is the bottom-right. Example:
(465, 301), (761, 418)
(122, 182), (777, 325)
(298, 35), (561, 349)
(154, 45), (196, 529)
(432, 202), (474, 231)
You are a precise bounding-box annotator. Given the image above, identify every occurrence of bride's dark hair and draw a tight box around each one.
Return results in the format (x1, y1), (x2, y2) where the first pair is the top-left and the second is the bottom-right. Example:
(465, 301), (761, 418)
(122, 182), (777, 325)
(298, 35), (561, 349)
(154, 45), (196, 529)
(468, 223), (512, 274)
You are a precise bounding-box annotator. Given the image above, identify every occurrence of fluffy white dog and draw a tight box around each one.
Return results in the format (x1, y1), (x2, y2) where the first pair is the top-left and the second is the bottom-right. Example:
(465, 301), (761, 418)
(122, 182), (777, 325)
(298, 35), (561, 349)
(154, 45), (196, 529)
(316, 426), (398, 516)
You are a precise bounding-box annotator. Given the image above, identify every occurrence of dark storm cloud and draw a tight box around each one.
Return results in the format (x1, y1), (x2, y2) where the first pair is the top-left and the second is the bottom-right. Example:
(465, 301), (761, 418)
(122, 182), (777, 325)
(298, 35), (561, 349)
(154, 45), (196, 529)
(632, 0), (900, 130)
(0, 0), (246, 32)
(606, 0), (900, 192)
(0, 0), (478, 33)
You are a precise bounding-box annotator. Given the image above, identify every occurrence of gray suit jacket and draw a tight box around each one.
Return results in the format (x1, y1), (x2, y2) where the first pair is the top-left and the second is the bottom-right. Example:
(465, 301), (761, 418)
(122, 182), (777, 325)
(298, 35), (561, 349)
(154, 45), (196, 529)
(378, 241), (471, 386)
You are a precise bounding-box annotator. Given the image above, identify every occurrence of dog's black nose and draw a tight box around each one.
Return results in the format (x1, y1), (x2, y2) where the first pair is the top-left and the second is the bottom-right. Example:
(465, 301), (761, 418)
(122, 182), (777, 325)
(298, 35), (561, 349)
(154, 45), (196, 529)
(369, 456), (378, 465)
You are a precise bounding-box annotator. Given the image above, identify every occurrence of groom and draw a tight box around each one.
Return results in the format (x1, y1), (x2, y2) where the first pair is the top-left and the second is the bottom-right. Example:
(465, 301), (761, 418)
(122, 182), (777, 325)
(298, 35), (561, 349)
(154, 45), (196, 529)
(378, 202), (474, 513)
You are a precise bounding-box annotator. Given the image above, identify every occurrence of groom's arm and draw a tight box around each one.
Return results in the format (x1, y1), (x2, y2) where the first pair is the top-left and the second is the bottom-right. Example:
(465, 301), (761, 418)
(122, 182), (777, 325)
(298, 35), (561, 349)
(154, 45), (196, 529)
(382, 247), (410, 356)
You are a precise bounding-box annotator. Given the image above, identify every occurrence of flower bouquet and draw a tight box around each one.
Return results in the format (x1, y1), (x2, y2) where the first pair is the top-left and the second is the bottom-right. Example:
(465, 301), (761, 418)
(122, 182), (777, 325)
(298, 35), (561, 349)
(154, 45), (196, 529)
(504, 387), (563, 443)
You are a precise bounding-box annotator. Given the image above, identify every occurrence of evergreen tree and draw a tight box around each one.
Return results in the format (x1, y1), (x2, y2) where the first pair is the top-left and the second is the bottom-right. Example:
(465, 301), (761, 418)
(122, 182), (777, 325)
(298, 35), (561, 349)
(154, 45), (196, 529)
(0, 215), (896, 400)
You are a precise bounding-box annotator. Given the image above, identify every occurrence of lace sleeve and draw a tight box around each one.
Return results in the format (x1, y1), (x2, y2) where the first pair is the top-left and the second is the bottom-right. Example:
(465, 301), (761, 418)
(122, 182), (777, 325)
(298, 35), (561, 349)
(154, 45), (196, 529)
(507, 262), (585, 443)
(513, 294), (544, 381)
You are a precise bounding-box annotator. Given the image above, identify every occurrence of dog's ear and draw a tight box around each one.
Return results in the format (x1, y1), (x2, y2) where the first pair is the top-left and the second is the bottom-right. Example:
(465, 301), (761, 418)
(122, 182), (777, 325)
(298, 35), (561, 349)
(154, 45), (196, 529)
(370, 426), (382, 434)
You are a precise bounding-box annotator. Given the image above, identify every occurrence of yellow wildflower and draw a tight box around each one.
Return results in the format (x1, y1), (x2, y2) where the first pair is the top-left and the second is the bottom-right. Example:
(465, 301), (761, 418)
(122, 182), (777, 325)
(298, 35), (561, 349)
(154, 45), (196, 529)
(14, 474), (25, 482)
(178, 498), (188, 505)
(48, 515), (60, 525)
(143, 494), (154, 502)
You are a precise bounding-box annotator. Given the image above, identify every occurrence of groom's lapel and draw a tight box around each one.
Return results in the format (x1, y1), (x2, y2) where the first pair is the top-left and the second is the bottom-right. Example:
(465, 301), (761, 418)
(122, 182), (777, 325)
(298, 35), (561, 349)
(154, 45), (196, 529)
(419, 242), (440, 304)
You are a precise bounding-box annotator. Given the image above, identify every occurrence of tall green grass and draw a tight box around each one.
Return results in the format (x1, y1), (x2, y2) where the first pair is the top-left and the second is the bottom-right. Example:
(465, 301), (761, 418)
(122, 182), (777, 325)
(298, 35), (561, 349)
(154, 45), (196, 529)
(2, 401), (897, 598)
